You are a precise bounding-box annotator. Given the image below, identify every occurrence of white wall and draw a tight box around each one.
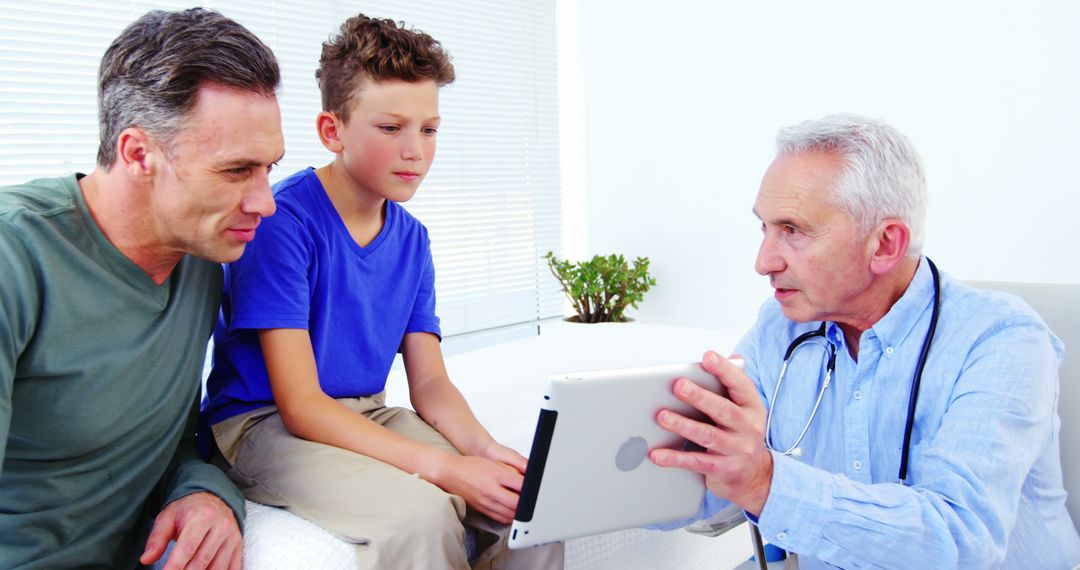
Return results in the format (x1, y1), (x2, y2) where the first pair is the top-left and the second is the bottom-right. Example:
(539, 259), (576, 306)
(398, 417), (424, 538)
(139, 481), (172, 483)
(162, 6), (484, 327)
(560, 0), (1080, 335)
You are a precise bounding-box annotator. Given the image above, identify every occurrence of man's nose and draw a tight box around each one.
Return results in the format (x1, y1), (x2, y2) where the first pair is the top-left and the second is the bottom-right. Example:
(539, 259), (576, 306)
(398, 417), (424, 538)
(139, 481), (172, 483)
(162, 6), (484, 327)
(754, 234), (783, 276)
(242, 171), (276, 218)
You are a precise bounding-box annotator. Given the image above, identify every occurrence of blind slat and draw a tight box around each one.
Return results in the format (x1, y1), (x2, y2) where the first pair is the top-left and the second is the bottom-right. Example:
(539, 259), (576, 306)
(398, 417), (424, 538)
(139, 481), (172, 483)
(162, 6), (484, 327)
(0, 0), (561, 336)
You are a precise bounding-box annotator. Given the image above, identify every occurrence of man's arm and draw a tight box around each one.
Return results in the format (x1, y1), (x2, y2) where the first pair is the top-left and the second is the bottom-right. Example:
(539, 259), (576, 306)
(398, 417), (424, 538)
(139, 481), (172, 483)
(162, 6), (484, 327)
(653, 323), (1058, 568)
(0, 314), (13, 479)
(0, 351), (11, 481)
(0, 219), (40, 479)
(258, 328), (521, 524)
(140, 396), (245, 570)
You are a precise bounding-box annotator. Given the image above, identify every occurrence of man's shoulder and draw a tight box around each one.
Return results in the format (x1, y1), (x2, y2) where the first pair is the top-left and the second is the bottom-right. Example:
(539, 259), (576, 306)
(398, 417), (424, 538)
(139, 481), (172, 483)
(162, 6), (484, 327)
(940, 277), (1060, 354)
(0, 176), (79, 261)
(0, 175), (77, 221)
(943, 278), (1043, 327)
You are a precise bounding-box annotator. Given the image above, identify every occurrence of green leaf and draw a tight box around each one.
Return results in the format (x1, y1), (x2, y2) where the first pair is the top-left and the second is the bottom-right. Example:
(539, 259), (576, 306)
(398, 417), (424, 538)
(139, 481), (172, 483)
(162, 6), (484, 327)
(544, 251), (657, 323)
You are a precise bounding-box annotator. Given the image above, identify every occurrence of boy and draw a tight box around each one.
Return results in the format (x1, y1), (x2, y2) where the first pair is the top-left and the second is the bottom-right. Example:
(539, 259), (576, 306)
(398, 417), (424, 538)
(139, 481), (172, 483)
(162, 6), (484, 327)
(202, 14), (563, 569)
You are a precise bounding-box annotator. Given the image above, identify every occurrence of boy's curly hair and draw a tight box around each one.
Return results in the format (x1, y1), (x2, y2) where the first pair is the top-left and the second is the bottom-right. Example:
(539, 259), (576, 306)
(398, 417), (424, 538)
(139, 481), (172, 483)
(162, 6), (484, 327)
(317, 14), (455, 122)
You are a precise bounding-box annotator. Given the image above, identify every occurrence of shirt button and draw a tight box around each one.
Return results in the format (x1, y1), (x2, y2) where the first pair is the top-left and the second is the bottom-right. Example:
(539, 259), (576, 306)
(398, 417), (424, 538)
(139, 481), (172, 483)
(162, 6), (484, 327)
(885, 346), (894, 355)
(853, 390), (862, 400)
(853, 460), (863, 470)
(776, 531), (789, 541)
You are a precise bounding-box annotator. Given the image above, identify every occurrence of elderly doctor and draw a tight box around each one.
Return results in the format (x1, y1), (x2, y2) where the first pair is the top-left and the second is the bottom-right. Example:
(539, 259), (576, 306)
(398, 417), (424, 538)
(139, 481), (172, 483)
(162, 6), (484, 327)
(651, 114), (1080, 568)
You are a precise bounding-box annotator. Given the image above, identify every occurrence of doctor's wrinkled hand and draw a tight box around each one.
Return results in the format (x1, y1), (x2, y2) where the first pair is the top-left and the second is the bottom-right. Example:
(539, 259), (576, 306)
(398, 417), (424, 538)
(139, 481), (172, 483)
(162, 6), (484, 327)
(650, 351), (773, 516)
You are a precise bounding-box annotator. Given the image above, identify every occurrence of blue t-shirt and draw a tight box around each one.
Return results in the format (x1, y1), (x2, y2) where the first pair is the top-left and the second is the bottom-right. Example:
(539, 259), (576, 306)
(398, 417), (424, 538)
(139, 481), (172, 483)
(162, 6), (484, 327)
(203, 168), (441, 425)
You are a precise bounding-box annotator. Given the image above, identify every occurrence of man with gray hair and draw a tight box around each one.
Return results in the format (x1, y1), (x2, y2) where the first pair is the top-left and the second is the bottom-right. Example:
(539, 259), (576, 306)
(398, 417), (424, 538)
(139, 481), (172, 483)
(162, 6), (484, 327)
(652, 114), (1080, 567)
(0, 8), (282, 569)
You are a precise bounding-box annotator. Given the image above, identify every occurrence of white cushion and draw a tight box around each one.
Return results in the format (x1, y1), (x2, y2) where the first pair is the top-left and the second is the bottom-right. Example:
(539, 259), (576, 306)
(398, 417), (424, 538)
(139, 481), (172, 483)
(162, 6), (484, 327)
(241, 500), (356, 570)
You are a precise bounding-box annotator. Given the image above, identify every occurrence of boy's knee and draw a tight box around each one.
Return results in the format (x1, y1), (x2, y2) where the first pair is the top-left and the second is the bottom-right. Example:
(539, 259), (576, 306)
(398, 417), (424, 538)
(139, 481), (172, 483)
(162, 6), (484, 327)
(352, 485), (468, 567)
(389, 482), (465, 538)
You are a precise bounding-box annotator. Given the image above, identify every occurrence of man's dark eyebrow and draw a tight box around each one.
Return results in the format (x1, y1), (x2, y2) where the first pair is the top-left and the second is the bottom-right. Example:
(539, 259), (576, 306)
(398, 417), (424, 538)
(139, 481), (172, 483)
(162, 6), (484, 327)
(217, 151), (285, 169)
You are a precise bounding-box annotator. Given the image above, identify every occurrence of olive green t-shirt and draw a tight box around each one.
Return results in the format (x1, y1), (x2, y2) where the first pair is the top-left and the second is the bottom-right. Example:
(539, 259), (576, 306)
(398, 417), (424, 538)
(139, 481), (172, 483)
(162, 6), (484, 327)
(0, 175), (244, 568)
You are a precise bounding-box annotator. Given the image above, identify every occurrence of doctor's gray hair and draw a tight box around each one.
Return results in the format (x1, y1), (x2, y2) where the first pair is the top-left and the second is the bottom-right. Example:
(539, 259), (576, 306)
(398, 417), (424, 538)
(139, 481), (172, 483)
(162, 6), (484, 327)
(96, 8), (280, 168)
(775, 114), (928, 256)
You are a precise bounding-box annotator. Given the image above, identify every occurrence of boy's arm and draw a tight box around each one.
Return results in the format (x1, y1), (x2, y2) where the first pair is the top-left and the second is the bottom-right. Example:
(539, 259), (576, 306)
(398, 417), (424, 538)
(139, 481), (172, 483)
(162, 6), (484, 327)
(402, 331), (526, 471)
(401, 331), (526, 522)
(259, 328), (521, 523)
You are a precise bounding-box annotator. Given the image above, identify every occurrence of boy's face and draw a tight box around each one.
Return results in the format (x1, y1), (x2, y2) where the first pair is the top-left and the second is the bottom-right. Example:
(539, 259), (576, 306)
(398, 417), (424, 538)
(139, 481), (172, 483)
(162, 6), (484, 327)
(334, 78), (440, 203)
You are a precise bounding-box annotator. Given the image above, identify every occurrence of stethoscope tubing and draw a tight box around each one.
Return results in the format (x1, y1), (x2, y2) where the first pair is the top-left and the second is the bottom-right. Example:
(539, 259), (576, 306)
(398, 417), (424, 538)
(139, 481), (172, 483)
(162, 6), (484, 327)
(764, 258), (940, 483)
(898, 259), (941, 480)
(765, 326), (835, 456)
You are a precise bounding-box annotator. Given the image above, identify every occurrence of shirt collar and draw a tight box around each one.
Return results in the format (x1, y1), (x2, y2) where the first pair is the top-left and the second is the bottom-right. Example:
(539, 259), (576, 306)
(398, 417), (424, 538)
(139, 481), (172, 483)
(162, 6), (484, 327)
(868, 256), (936, 356)
(820, 257), (936, 357)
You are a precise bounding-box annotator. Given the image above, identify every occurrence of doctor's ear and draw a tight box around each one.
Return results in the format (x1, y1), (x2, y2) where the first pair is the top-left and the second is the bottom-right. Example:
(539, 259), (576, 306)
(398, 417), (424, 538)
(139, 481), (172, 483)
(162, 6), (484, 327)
(868, 218), (910, 275)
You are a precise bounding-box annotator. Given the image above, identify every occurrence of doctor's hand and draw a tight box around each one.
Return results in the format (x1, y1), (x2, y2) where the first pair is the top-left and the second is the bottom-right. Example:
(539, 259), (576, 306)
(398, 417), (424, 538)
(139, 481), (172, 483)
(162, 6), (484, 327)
(649, 351), (774, 516)
(140, 491), (242, 570)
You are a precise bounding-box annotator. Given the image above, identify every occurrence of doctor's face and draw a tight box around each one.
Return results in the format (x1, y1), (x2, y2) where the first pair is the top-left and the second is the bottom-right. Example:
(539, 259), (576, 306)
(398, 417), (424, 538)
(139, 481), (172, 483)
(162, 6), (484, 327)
(753, 151), (876, 324)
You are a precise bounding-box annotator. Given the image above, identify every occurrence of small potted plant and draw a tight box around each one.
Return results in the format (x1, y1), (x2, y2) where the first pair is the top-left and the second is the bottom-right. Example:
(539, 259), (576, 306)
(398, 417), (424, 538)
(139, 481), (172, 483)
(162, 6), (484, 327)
(544, 251), (657, 323)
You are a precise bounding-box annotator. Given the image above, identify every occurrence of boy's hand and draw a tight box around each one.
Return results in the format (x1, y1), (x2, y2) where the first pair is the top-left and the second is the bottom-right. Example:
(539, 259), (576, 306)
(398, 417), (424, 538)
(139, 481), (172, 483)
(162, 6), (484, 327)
(478, 440), (528, 474)
(434, 455), (523, 524)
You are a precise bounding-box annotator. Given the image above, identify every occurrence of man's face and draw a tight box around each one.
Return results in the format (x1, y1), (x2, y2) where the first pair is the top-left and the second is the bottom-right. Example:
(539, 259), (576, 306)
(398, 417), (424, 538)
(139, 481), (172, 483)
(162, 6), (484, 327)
(334, 78), (440, 203)
(151, 83), (283, 263)
(753, 151), (875, 324)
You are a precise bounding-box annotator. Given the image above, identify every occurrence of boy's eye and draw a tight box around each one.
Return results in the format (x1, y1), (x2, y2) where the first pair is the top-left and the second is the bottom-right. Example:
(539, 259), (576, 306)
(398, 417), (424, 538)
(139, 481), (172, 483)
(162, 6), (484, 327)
(379, 125), (400, 133)
(423, 127), (438, 135)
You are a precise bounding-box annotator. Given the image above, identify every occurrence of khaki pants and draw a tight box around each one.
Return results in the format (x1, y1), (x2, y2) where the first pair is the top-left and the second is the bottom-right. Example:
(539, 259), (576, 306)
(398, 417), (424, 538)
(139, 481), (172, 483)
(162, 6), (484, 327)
(213, 393), (564, 570)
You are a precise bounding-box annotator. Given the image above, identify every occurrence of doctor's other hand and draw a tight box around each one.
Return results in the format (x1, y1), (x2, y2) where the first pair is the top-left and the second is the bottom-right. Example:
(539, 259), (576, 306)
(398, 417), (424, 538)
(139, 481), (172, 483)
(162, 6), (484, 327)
(649, 351), (773, 516)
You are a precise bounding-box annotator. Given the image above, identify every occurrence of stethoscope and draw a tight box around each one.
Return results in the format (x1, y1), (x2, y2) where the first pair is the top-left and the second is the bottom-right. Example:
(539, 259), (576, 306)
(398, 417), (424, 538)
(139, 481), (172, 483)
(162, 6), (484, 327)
(764, 258), (941, 482)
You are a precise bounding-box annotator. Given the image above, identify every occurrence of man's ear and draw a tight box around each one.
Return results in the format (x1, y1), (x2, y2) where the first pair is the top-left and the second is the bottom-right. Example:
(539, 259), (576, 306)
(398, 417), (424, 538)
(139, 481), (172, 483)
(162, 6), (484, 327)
(315, 112), (344, 153)
(115, 127), (156, 179)
(868, 218), (911, 276)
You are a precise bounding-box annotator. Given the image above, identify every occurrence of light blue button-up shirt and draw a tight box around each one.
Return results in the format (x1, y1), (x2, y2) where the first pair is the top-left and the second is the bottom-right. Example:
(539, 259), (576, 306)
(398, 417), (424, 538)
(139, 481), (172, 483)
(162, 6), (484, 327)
(687, 258), (1080, 568)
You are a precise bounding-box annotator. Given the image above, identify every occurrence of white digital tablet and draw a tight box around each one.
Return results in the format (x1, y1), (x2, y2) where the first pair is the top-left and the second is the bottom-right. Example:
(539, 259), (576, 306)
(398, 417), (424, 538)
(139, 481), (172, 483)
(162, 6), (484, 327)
(508, 360), (740, 549)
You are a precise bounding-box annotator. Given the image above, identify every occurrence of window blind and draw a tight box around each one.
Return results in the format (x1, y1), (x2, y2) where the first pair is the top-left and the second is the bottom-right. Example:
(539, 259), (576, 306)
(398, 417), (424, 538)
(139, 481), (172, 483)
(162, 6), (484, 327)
(0, 0), (562, 337)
